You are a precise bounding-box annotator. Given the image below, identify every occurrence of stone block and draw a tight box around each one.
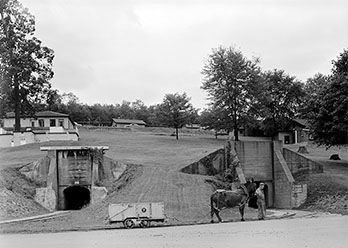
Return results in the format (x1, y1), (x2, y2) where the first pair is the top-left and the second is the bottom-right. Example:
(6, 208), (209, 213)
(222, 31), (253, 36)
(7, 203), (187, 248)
(110, 161), (127, 180)
(291, 183), (307, 208)
(91, 186), (108, 204)
(35, 187), (57, 211)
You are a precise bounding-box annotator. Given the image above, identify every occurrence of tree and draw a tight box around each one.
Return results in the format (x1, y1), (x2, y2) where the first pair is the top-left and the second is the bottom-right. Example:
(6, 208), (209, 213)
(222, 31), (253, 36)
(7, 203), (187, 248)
(201, 46), (262, 141)
(131, 99), (150, 123)
(299, 73), (330, 120)
(258, 69), (305, 136)
(199, 107), (228, 138)
(157, 93), (196, 140)
(0, 0), (54, 131)
(310, 49), (348, 147)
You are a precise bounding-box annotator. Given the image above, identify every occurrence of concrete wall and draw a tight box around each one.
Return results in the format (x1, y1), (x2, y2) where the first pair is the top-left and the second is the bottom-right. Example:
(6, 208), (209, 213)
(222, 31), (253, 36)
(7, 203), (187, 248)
(273, 146), (294, 208)
(57, 150), (92, 186)
(180, 149), (225, 175)
(0, 131), (78, 148)
(0, 134), (13, 148)
(233, 141), (273, 181)
(36, 150), (59, 211)
(19, 156), (51, 186)
(283, 148), (323, 176)
(232, 140), (308, 209)
(26, 149), (126, 211)
(35, 132), (79, 142)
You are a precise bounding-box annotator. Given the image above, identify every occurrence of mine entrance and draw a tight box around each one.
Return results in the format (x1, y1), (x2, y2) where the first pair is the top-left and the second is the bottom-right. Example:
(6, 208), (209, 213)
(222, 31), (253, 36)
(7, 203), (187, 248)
(248, 182), (269, 208)
(63, 186), (91, 210)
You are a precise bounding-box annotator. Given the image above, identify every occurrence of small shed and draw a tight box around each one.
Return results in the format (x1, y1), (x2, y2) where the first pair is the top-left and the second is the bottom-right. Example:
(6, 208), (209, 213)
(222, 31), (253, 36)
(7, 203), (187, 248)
(276, 119), (311, 144)
(112, 118), (146, 128)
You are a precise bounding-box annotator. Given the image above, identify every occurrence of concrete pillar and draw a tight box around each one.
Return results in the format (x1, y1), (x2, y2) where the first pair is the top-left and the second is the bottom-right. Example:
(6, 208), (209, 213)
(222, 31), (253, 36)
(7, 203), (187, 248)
(294, 130), (298, 144)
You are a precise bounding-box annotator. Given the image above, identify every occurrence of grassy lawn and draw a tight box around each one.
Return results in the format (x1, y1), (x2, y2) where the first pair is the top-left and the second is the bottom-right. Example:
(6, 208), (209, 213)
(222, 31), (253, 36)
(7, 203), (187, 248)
(286, 142), (348, 215)
(0, 127), (226, 169)
(285, 142), (348, 163)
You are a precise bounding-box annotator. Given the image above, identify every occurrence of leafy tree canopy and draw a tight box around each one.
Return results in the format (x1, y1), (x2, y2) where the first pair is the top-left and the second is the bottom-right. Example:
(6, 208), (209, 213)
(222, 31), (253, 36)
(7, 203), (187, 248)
(201, 46), (262, 140)
(310, 49), (348, 147)
(258, 69), (305, 136)
(0, 0), (54, 130)
(157, 92), (196, 139)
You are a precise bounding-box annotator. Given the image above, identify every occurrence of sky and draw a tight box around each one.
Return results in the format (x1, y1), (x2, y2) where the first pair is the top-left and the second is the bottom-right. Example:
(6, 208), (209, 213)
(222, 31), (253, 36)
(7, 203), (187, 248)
(21, 0), (348, 110)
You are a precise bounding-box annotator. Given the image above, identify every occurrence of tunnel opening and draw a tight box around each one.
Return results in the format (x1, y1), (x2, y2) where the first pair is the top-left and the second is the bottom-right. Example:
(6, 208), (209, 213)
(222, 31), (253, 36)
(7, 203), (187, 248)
(248, 182), (269, 209)
(63, 185), (91, 210)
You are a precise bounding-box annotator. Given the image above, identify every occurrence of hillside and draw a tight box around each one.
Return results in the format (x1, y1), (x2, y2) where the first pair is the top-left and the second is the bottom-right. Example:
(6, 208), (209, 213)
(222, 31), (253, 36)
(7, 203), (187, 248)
(0, 127), (236, 232)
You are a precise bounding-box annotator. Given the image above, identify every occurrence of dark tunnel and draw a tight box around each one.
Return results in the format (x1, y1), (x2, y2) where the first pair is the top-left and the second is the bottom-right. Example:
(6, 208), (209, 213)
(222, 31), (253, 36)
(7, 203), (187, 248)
(248, 183), (269, 209)
(63, 185), (91, 210)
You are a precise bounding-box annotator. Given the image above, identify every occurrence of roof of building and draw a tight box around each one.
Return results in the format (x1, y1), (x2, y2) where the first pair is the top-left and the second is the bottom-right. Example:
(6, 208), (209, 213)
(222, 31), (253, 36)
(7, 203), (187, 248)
(5, 111), (69, 118)
(112, 118), (146, 125)
(292, 119), (309, 128)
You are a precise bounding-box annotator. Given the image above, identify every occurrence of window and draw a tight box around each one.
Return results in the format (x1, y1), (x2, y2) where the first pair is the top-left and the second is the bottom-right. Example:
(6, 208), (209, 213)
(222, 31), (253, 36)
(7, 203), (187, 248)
(31, 121), (35, 127)
(38, 119), (44, 127)
(58, 119), (64, 127)
(284, 135), (290, 144)
(50, 119), (56, 127)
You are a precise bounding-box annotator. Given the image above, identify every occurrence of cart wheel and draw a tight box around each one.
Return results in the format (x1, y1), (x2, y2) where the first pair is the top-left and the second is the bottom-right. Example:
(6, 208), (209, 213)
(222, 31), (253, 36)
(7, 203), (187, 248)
(124, 219), (135, 229)
(139, 219), (150, 228)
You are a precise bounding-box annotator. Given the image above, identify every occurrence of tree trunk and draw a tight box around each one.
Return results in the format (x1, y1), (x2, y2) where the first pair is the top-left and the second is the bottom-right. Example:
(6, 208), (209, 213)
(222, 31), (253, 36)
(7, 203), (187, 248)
(233, 109), (239, 141)
(14, 78), (20, 132)
(1, 10), (21, 132)
(234, 124), (239, 141)
(175, 127), (178, 140)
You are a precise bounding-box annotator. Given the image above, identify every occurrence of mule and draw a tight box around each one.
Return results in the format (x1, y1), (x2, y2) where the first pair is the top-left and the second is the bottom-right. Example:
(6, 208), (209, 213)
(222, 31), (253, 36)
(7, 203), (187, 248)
(210, 180), (257, 223)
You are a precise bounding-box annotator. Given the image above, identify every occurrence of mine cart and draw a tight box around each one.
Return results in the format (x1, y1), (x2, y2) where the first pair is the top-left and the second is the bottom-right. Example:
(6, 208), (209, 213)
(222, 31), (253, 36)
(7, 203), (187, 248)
(108, 202), (165, 228)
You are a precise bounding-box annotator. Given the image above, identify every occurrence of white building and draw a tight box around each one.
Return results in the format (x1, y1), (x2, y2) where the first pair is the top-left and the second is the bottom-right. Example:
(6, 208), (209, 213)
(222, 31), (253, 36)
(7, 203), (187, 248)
(111, 118), (146, 128)
(0, 111), (79, 147)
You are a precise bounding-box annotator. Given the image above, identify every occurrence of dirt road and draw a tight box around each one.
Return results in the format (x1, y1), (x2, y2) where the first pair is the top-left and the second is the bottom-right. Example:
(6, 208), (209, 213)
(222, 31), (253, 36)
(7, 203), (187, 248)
(1, 215), (347, 248)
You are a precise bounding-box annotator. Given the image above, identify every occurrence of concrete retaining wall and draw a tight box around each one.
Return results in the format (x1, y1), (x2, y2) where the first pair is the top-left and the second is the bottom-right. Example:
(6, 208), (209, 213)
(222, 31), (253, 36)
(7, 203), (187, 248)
(283, 148), (323, 175)
(0, 134), (12, 147)
(180, 149), (225, 175)
(273, 145), (295, 208)
(20, 153), (127, 211)
(233, 141), (273, 181)
(231, 140), (308, 209)
(0, 132), (78, 147)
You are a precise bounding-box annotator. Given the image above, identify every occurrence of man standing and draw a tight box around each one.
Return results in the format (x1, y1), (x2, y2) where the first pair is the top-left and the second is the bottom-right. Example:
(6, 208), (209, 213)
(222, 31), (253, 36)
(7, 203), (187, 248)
(255, 182), (266, 220)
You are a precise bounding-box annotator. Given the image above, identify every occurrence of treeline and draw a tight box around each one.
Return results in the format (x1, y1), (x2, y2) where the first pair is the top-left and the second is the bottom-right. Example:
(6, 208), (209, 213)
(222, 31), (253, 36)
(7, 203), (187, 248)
(199, 46), (348, 146)
(1, 1), (346, 145)
(43, 92), (197, 127)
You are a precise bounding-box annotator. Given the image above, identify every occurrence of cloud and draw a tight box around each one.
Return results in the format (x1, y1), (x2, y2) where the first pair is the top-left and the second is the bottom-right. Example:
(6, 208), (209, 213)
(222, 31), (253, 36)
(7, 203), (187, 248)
(20, 0), (348, 109)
